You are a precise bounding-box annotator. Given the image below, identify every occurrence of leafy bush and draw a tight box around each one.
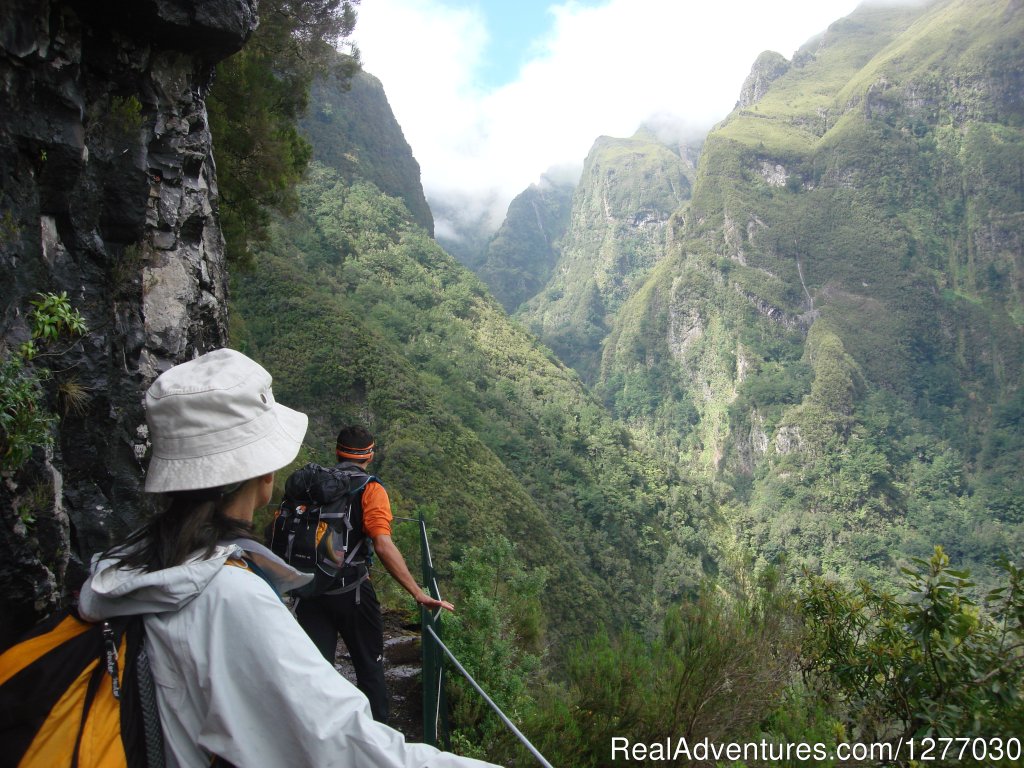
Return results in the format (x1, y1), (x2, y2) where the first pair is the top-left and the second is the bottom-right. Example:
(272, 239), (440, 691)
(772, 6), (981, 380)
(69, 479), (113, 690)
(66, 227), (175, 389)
(0, 355), (55, 470)
(801, 547), (1024, 741)
(1, 292), (88, 470)
(443, 535), (546, 759)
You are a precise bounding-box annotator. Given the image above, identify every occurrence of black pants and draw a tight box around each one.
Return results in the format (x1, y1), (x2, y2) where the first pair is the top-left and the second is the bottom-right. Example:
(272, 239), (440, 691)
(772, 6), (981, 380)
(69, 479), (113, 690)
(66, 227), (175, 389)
(295, 578), (389, 724)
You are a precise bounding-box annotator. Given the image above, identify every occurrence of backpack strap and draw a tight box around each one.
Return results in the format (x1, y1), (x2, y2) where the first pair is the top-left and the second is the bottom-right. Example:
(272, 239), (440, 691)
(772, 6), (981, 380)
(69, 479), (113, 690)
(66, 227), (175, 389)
(320, 563), (371, 604)
(341, 536), (365, 567)
(330, 463), (379, 497)
(101, 616), (166, 768)
(224, 555), (280, 598)
(223, 538), (315, 596)
(128, 624), (166, 768)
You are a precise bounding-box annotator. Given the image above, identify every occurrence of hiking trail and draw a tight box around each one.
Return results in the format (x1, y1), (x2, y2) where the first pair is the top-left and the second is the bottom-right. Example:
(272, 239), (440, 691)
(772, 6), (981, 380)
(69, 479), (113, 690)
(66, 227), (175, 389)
(329, 609), (424, 741)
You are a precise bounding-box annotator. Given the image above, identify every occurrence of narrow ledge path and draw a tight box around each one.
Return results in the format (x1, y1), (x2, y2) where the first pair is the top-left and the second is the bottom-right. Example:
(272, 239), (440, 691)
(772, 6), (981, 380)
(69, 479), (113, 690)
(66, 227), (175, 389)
(329, 609), (425, 742)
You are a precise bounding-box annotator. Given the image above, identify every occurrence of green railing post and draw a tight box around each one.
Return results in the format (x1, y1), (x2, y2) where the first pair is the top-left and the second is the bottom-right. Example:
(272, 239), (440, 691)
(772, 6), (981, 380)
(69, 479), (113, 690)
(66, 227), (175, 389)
(419, 511), (448, 748)
(421, 604), (440, 746)
(410, 513), (551, 766)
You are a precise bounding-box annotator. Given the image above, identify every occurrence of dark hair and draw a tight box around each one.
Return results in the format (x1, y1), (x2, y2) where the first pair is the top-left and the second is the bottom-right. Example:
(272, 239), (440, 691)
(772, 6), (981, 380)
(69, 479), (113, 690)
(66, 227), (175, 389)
(336, 424), (374, 451)
(104, 482), (257, 572)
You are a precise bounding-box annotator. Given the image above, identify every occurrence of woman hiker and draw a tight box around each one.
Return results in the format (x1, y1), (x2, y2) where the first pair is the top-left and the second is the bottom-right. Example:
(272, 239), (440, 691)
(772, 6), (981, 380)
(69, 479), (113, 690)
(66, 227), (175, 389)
(79, 348), (498, 768)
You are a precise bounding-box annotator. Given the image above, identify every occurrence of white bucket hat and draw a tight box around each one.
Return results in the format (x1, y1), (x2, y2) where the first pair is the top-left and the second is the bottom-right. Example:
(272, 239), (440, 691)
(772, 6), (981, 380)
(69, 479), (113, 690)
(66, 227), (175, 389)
(143, 348), (308, 493)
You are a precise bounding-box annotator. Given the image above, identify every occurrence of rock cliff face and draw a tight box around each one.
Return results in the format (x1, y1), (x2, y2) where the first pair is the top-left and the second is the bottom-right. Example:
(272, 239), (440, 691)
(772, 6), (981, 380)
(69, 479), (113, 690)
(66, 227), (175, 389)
(0, 0), (255, 645)
(475, 176), (575, 313)
(737, 50), (790, 108)
(518, 130), (694, 383)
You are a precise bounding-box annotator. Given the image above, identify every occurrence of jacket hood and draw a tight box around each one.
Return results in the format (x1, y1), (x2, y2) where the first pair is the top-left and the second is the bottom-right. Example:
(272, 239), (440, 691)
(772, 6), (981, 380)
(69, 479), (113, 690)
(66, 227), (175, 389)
(79, 540), (312, 621)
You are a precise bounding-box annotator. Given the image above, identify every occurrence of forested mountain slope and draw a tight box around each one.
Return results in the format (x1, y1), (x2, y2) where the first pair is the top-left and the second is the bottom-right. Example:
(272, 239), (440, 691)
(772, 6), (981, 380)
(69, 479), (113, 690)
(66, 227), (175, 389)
(517, 130), (697, 384)
(590, 0), (1023, 586)
(474, 176), (575, 314)
(301, 69), (435, 234)
(231, 62), (714, 651)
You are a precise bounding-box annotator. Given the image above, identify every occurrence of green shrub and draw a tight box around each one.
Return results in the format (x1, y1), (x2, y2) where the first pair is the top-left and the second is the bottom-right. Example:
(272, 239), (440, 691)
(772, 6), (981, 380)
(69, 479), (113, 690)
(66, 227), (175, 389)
(801, 547), (1024, 740)
(0, 292), (88, 470)
(0, 354), (55, 470)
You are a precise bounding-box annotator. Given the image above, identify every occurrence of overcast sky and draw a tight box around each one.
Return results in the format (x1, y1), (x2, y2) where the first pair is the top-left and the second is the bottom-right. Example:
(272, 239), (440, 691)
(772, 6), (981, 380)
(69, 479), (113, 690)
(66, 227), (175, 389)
(350, 0), (865, 234)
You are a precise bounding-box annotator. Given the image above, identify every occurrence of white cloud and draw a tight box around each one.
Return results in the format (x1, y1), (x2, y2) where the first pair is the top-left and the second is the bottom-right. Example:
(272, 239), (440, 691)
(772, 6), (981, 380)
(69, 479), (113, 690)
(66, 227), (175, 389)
(352, 0), (862, 231)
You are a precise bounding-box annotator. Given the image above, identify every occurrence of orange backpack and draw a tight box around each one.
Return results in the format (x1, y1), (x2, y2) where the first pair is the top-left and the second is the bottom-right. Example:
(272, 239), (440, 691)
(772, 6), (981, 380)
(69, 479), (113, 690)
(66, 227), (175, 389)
(0, 610), (163, 767)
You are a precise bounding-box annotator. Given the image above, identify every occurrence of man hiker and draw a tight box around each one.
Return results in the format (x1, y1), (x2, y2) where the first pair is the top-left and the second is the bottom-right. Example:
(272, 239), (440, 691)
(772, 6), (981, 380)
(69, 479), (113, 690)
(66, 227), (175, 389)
(293, 425), (454, 724)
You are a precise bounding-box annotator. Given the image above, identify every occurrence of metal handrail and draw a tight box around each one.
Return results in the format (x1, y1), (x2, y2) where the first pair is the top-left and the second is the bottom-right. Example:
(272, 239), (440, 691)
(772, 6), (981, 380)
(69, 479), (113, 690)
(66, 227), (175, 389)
(424, 623), (555, 768)
(393, 515), (448, 747)
(394, 514), (554, 768)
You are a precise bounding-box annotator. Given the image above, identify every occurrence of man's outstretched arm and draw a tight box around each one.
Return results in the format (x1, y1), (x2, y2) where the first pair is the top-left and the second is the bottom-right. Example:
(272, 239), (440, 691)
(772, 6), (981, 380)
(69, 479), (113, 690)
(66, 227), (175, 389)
(372, 533), (455, 613)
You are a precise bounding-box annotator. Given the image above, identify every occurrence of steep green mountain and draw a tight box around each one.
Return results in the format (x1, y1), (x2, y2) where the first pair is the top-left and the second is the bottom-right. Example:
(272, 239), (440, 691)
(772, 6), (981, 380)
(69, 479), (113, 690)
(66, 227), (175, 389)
(517, 129), (696, 383)
(474, 175), (575, 313)
(300, 69), (434, 234)
(591, 0), (1023, 585)
(231, 62), (713, 652)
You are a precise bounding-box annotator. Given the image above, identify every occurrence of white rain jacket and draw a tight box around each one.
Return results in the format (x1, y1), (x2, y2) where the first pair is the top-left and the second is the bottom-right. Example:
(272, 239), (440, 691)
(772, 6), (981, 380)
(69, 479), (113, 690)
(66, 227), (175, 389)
(79, 540), (499, 768)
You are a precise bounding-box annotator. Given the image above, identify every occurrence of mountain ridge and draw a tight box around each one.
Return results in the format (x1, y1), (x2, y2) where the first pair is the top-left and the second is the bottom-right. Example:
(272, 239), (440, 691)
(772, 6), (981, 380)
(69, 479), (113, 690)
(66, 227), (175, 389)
(300, 67), (435, 235)
(477, 0), (1023, 587)
(517, 130), (696, 383)
(231, 61), (716, 652)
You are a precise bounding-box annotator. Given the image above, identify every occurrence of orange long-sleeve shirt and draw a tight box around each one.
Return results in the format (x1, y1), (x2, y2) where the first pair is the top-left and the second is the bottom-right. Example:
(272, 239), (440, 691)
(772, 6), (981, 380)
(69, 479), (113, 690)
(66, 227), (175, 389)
(360, 481), (392, 538)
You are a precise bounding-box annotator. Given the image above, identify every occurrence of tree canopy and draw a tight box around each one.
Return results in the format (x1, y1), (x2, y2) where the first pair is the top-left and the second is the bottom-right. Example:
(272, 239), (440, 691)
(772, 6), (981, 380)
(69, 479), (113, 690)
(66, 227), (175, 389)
(207, 0), (360, 264)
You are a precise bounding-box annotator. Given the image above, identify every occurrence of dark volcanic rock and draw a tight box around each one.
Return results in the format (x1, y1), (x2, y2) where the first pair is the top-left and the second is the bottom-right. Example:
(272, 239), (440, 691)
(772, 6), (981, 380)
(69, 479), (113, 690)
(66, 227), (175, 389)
(0, 0), (255, 647)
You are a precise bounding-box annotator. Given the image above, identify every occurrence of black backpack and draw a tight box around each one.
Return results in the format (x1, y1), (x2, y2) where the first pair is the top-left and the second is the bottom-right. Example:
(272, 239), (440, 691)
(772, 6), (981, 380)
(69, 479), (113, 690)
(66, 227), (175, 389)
(268, 463), (376, 598)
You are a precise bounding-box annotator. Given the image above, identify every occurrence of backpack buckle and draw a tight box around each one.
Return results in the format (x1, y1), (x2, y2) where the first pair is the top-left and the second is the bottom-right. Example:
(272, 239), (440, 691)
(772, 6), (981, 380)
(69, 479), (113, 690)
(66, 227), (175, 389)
(102, 622), (122, 700)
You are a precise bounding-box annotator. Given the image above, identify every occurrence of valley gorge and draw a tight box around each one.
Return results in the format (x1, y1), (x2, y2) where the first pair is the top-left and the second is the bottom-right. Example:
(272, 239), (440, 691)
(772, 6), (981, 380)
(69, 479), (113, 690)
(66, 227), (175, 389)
(2, 0), (1022, 758)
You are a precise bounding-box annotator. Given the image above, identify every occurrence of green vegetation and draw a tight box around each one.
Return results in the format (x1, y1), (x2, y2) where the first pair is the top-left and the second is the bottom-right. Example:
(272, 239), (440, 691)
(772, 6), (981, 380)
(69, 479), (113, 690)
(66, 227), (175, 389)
(517, 131), (693, 383)
(107, 95), (143, 135)
(583, 0), (1024, 595)
(1, 292), (88, 470)
(0, 211), (19, 244)
(504, 551), (1023, 768)
(524, 568), (802, 767)
(802, 547), (1024, 741)
(20, 291), (88, 360)
(208, 0), (360, 264)
(444, 534), (546, 759)
(231, 162), (713, 651)
(475, 178), (574, 313)
(299, 69), (434, 232)
(218, 0), (1024, 757)
(0, 355), (55, 471)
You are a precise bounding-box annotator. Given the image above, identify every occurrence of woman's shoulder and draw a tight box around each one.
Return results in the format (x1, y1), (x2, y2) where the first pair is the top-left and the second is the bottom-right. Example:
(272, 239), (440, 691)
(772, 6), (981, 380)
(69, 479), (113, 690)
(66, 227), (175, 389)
(183, 558), (295, 641)
(211, 555), (281, 597)
(177, 552), (284, 617)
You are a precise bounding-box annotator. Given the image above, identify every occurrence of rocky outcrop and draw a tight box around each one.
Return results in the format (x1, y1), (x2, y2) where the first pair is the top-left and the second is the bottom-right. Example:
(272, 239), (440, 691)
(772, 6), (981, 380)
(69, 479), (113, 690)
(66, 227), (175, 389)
(0, 0), (255, 646)
(518, 131), (692, 383)
(737, 51), (790, 108)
